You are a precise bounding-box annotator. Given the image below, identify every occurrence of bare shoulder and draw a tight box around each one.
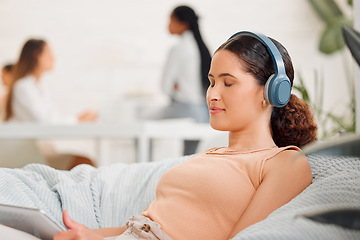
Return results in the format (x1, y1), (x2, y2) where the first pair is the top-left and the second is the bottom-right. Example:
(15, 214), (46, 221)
(263, 149), (312, 188)
(266, 149), (311, 171)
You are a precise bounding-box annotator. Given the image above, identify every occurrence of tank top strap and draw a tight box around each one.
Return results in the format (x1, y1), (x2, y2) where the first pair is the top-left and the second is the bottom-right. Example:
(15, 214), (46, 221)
(263, 145), (301, 162)
(259, 145), (301, 183)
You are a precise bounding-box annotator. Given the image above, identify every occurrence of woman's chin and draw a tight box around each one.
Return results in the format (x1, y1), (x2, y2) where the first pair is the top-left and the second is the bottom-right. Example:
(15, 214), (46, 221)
(210, 122), (228, 132)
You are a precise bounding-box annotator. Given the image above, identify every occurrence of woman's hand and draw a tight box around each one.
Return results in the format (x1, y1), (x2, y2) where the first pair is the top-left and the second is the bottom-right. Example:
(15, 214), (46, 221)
(78, 110), (98, 122)
(173, 82), (179, 91)
(54, 210), (104, 240)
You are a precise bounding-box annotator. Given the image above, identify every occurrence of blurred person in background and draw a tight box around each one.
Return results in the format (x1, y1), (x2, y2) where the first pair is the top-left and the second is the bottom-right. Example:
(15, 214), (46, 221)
(3, 39), (96, 123)
(0, 63), (13, 117)
(159, 5), (212, 155)
(3, 39), (97, 169)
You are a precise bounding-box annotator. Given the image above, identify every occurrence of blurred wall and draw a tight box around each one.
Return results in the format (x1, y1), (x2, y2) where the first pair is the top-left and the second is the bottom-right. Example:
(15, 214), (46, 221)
(0, 0), (354, 125)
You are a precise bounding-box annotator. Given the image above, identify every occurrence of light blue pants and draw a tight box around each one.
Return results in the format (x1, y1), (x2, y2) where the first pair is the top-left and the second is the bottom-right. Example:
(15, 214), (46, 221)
(105, 215), (172, 240)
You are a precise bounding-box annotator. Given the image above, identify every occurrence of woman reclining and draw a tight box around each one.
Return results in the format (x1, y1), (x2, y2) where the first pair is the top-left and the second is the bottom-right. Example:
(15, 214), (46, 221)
(54, 31), (318, 240)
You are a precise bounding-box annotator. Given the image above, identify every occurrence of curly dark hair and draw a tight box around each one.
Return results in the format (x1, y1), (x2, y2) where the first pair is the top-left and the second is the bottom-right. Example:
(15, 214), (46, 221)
(217, 33), (317, 148)
(271, 95), (317, 147)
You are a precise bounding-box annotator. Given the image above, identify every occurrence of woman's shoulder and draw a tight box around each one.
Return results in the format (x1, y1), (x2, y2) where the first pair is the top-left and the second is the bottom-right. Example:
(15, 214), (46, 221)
(269, 145), (303, 162)
(13, 76), (37, 91)
(272, 145), (307, 165)
(171, 31), (198, 55)
(265, 146), (312, 180)
(14, 76), (35, 87)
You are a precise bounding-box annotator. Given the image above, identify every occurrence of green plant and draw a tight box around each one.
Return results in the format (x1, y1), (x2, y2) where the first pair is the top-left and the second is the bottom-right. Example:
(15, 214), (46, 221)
(300, 0), (356, 138)
(294, 70), (355, 139)
(308, 0), (353, 54)
(327, 78), (356, 134)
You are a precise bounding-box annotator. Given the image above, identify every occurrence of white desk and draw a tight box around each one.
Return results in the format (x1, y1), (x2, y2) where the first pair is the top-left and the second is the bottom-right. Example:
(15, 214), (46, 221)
(0, 121), (218, 165)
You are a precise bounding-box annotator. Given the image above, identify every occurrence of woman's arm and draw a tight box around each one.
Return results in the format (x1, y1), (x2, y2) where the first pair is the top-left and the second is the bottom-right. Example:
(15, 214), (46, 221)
(54, 210), (126, 240)
(12, 79), (77, 124)
(91, 226), (126, 238)
(161, 46), (181, 95)
(229, 150), (312, 238)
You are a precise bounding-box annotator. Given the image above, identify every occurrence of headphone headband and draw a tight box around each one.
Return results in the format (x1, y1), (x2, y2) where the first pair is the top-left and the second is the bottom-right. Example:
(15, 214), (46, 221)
(228, 31), (286, 78)
(227, 31), (291, 108)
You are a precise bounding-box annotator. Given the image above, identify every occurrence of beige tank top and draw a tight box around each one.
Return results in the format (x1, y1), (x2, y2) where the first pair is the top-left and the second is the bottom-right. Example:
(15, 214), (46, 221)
(143, 145), (300, 240)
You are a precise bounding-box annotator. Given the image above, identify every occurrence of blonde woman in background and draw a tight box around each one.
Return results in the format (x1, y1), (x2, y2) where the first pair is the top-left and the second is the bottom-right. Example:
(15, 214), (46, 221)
(3, 39), (97, 170)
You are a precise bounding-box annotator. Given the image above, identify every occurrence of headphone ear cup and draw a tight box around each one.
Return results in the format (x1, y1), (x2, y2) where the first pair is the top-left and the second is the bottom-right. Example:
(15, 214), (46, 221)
(275, 76), (291, 107)
(264, 74), (274, 105)
(264, 75), (291, 108)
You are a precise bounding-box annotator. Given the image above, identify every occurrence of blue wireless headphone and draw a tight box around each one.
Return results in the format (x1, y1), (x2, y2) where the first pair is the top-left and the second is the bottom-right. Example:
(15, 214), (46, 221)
(228, 31), (291, 108)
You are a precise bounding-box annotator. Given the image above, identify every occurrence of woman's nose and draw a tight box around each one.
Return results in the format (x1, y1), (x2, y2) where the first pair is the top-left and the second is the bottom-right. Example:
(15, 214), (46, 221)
(207, 87), (220, 102)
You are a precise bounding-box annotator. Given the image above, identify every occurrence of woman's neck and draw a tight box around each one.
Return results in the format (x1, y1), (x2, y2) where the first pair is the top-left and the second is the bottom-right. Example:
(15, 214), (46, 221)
(227, 122), (276, 151)
(179, 29), (190, 36)
(31, 68), (43, 82)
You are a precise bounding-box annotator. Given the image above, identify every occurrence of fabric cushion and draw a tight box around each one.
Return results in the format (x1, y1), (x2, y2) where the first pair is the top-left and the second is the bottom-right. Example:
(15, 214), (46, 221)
(232, 154), (360, 239)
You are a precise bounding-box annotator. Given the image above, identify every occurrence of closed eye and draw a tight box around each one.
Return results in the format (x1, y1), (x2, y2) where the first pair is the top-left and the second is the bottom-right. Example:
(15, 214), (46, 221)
(208, 79), (215, 87)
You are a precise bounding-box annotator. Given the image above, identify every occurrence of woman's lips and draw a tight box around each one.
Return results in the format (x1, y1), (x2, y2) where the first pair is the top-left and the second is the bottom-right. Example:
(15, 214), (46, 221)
(209, 107), (225, 114)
